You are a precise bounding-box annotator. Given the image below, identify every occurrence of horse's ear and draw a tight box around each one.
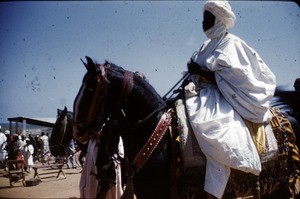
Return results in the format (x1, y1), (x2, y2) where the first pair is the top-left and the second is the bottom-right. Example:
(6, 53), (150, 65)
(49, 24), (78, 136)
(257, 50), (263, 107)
(80, 58), (88, 71)
(61, 106), (67, 117)
(81, 56), (95, 72)
(86, 56), (98, 73)
(86, 56), (94, 66)
(81, 56), (99, 73)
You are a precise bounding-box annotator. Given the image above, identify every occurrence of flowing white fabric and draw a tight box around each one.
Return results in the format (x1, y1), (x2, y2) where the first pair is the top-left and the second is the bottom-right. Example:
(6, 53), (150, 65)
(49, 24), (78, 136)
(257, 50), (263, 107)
(185, 1), (275, 197)
(185, 81), (261, 198)
(0, 132), (7, 163)
(196, 33), (276, 123)
(79, 138), (124, 199)
(80, 140), (99, 198)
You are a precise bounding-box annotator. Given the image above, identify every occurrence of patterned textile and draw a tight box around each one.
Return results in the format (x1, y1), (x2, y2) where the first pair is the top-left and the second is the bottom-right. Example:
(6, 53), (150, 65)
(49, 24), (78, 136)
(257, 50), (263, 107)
(176, 98), (300, 198)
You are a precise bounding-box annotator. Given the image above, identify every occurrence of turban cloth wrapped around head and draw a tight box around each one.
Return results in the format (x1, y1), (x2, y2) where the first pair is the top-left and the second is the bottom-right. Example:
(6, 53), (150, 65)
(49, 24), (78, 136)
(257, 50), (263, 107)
(204, 0), (236, 29)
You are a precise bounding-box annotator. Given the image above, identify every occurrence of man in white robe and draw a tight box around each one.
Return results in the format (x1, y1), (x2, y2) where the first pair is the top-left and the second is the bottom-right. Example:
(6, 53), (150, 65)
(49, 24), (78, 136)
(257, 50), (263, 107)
(185, 0), (276, 198)
(79, 138), (124, 199)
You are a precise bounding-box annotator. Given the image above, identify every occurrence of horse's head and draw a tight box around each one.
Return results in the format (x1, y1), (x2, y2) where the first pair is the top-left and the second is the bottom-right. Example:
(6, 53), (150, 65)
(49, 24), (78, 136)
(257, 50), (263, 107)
(73, 56), (173, 198)
(73, 56), (134, 197)
(73, 56), (164, 148)
(73, 56), (121, 145)
(50, 106), (73, 156)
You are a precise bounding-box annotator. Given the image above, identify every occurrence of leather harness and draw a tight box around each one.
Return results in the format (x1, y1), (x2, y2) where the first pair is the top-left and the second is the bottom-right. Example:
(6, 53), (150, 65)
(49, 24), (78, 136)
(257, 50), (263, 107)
(132, 110), (172, 172)
(86, 64), (172, 176)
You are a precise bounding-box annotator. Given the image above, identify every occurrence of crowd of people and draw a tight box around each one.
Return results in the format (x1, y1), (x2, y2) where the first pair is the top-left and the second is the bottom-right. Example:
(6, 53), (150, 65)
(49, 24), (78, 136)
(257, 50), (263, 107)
(0, 129), (51, 172)
(0, 126), (84, 172)
(0, 125), (83, 174)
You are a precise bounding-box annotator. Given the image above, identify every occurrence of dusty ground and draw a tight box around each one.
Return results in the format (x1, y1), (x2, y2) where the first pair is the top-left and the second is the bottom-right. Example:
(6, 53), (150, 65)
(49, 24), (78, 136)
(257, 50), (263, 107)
(0, 162), (81, 198)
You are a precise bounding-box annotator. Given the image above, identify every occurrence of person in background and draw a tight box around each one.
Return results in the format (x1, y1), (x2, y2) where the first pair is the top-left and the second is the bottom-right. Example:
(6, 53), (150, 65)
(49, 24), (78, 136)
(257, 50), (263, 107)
(6, 135), (21, 160)
(76, 144), (85, 169)
(0, 126), (7, 151)
(65, 139), (76, 169)
(5, 134), (23, 170)
(20, 135), (26, 151)
(0, 126), (6, 144)
(23, 138), (34, 172)
(33, 135), (42, 163)
(0, 126), (8, 165)
(185, 0), (276, 198)
(40, 132), (50, 163)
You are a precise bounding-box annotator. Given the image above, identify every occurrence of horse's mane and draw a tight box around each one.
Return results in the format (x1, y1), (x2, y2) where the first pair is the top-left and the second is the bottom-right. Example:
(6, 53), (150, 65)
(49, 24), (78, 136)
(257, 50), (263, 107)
(106, 61), (164, 111)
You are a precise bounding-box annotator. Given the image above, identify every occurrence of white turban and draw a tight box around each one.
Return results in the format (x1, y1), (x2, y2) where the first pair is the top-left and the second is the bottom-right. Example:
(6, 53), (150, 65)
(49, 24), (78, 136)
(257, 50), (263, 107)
(203, 0), (236, 29)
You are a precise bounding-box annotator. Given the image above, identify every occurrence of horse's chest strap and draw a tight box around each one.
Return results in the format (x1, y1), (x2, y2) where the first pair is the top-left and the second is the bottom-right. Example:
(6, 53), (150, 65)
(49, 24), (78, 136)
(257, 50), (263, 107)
(132, 109), (172, 173)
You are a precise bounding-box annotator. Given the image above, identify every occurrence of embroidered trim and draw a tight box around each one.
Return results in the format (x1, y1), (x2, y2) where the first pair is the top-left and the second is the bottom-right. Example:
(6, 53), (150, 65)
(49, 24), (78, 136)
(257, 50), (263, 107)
(132, 110), (172, 172)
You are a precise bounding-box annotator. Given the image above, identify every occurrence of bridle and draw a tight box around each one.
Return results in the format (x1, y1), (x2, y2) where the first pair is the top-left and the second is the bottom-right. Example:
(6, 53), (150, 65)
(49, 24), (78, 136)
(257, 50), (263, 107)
(85, 63), (110, 130)
(73, 61), (178, 199)
(73, 63), (134, 141)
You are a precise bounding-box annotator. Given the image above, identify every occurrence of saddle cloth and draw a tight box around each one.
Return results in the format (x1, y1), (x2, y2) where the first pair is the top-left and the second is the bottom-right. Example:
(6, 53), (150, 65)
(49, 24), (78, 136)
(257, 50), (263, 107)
(175, 98), (279, 168)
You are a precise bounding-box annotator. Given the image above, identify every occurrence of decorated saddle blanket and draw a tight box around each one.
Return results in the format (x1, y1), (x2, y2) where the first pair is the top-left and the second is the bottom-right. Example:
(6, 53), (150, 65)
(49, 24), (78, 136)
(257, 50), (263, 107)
(175, 98), (300, 197)
(175, 99), (291, 168)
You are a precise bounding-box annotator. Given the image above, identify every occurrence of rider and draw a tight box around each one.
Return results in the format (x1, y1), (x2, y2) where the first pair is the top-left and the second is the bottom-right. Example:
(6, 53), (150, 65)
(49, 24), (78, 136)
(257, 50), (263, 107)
(185, 0), (276, 198)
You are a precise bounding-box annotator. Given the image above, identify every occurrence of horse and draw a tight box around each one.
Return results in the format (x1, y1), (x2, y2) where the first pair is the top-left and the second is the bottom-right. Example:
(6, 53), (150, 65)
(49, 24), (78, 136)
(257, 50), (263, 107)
(50, 107), (75, 157)
(71, 56), (300, 199)
(50, 106), (124, 198)
(50, 107), (87, 166)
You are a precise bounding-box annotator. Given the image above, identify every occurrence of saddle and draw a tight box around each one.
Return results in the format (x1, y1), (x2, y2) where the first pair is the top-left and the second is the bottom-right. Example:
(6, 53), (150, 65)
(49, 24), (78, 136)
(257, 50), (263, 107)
(174, 98), (300, 197)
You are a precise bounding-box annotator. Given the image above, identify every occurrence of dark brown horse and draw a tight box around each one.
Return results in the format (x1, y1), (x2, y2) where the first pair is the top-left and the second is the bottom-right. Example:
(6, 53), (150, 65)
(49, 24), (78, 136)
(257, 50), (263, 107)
(64, 56), (300, 198)
(50, 107), (73, 157)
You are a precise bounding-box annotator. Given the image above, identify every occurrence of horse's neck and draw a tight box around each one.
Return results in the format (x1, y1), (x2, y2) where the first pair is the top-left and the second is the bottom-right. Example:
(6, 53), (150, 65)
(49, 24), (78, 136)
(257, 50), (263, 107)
(127, 77), (164, 125)
(122, 82), (165, 160)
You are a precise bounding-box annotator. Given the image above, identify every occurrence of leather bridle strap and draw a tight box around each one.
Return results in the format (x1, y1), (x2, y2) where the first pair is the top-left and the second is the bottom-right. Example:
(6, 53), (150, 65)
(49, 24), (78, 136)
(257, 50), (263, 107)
(99, 70), (134, 133)
(86, 64), (108, 128)
(121, 110), (173, 199)
(132, 109), (173, 172)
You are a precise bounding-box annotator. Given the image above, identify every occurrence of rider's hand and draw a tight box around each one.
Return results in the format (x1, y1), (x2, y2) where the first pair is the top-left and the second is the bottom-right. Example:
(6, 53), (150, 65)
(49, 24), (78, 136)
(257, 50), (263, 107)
(187, 58), (201, 74)
(187, 58), (216, 84)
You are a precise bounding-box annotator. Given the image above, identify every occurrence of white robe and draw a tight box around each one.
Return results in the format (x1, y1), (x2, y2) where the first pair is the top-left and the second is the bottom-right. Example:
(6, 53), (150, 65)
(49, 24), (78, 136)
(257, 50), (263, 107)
(0, 132), (7, 163)
(185, 32), (275, 198)
(79, 138), (124, 199)
(23, 144), (34, 167)
(197, 33), (276, 123)
(80, 140), (99, 198)
(185, 81), (261, 198)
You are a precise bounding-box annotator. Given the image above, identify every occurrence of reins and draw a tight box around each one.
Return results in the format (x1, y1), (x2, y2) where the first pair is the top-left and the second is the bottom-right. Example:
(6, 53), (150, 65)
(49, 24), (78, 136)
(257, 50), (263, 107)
(77, 62), (190, 198)
(162, 72), (190, 100)
(85, 64), (109, 128)
(134, 72), (190, 126)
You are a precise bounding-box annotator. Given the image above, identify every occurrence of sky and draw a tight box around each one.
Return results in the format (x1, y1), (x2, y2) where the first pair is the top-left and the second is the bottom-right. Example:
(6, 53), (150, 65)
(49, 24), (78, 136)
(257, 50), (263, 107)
(0, 1), (299, 124)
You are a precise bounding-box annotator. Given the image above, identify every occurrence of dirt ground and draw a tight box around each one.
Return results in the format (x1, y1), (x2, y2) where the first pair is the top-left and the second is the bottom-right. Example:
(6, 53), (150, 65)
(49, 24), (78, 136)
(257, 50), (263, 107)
(0, 162), (81, 198)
